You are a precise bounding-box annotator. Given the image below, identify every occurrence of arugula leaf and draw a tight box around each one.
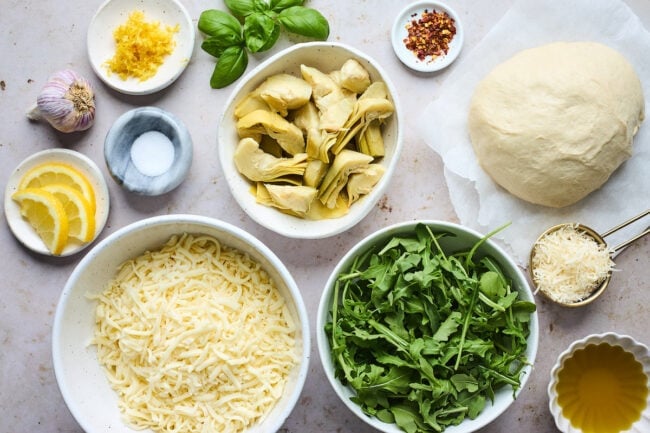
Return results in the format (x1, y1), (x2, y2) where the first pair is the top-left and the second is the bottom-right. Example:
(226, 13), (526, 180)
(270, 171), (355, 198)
(278, 6), (330, 39)
(326, 223), (536, 432)
(210, 46), (248, 89)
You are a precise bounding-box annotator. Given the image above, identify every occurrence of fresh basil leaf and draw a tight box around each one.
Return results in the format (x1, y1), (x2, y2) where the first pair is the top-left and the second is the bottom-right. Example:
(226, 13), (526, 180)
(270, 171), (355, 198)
(201, 36), (238, 58)
(198, 9), (241, 37)
(243, 12), (280, 53)
(224, 0), (256, 18)
(278, 6), (329, 40)
(270, 0), (304, 12)
(253, 0), (271, 12)
(210, 46), (248, 89)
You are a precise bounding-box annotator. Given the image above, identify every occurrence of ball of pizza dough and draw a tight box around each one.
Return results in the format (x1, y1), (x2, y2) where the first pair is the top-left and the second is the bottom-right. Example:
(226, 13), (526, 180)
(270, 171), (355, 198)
(468, 42), (644, 208)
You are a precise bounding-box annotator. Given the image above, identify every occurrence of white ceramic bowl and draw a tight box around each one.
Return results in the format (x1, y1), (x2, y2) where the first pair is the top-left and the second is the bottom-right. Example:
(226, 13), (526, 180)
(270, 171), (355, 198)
(87, 0), (194, 95)
(218, 42), (403, 239)
(548, 333), (650, 433)
(52, 214), (310, 433)
(391, 1), (464, 72)
(4, 148), (110, 257)
(317, 220), (539, 433)
(104, 106), (193, 195)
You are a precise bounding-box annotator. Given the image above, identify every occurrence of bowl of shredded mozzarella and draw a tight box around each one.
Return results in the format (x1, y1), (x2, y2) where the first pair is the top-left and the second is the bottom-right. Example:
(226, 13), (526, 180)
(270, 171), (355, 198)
(52, 214), (309, 433)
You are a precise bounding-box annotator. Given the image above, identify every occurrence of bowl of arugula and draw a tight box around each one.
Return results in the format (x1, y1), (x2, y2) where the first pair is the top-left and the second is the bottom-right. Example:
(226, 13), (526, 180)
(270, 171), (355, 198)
(316, 220), (539, 433)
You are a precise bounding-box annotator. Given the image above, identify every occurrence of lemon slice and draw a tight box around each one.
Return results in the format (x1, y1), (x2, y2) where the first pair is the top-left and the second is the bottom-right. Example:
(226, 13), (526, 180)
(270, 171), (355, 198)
(41, 184), (96, 243)
(18, 162), (96, 215)
(12, 188), (69, 255)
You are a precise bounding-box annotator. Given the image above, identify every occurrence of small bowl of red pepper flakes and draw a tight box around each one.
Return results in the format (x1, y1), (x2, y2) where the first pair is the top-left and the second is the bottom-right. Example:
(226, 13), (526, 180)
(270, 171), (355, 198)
(391, 1), (464, 72)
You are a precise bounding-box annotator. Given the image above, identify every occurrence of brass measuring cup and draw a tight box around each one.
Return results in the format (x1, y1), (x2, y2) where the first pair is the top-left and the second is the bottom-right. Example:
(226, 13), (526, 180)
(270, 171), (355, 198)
(529, 209), (649, 307)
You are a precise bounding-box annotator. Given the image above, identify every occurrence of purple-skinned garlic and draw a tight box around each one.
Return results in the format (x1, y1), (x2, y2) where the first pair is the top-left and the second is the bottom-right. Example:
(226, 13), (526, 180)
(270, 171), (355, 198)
(27, 70), (95, 133)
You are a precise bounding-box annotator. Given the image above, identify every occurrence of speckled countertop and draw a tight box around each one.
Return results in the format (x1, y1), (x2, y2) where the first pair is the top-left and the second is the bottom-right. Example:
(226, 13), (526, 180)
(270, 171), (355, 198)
(1, 1), (649, 432)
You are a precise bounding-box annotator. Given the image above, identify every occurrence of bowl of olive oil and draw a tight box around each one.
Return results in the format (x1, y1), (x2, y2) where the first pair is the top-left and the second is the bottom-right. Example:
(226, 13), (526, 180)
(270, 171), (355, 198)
(549, 333), (650, 433)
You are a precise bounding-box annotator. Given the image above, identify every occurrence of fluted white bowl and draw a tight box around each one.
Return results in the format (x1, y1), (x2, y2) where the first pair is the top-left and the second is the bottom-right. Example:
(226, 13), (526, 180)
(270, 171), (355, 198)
(548, 332), (650, 433)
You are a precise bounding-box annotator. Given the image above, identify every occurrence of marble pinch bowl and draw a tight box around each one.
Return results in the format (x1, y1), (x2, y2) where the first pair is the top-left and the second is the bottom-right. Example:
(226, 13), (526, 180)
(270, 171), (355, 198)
(104, 106), (193, 196)
(52, 214), (310, 433)
(317, 220), (539, 433)
(218, 41), (403, 239)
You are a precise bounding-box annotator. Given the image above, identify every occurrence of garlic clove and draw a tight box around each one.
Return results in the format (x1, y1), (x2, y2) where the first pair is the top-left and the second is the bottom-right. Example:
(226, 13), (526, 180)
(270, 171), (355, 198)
(27, 70), (96, 133)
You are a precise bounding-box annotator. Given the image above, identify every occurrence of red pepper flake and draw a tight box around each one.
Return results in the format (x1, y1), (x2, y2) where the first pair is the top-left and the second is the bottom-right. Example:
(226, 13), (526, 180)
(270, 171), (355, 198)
(403, 9), (456, 63)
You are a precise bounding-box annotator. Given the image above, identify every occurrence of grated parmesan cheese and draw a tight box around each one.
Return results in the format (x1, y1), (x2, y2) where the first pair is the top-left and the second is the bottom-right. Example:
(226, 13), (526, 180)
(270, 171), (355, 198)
(90, 234), (298, 433)
(531, 224), (614, 304)
(106, 10), (179, 81)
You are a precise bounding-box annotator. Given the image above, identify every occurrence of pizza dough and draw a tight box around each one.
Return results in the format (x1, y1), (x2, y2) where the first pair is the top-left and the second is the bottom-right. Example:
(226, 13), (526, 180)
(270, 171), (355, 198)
(468, 42), (644, 208)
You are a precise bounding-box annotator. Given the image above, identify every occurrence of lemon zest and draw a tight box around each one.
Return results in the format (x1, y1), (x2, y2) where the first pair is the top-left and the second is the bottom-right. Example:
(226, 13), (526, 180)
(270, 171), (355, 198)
(106, 10), (179, 81)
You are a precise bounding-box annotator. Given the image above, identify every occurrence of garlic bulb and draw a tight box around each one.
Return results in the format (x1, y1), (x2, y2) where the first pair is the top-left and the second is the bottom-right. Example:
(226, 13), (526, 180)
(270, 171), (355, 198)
(27, 70), (96, 133)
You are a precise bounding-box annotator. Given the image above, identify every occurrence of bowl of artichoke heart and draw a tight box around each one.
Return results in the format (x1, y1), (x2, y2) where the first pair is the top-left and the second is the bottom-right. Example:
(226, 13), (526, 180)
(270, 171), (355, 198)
(316, 220), (539, 433)
(218, 42), (402, 239)
(52, 214), (309, 433)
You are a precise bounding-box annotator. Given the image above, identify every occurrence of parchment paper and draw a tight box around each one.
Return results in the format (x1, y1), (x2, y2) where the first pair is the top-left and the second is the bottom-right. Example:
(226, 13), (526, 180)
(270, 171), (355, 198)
(418, 0), (650, 267)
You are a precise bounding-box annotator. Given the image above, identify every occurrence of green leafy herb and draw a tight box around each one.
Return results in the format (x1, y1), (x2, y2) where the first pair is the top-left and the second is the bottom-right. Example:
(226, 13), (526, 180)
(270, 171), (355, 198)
(325, 223), (536, 432)
(198, 0), (330, 88)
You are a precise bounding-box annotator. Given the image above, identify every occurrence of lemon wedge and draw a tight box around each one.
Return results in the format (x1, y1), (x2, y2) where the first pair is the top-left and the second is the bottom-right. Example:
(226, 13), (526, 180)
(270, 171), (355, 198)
(12, 188), (69, 255)
(41, 184), (96, 243)
(18, 162), (96, 215)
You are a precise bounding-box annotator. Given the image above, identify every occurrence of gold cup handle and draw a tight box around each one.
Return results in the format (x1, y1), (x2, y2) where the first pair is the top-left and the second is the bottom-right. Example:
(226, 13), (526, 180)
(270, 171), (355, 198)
(601, 209), (649, 253)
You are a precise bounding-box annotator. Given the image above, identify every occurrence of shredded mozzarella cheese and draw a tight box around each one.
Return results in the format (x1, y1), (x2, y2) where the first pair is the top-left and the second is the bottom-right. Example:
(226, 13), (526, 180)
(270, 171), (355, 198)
(91, 234), (298, 433)
(531, 224), (614, 304)
(106, 10), (179, 81)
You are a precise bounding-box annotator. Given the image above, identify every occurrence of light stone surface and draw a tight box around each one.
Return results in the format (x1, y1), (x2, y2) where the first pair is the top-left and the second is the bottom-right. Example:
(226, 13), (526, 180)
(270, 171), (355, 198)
(0, 1), (648, 432)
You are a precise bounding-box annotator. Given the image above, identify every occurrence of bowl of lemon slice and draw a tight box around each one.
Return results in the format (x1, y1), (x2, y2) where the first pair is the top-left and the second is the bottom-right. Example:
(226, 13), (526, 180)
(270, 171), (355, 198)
(4, 148), (110, 256)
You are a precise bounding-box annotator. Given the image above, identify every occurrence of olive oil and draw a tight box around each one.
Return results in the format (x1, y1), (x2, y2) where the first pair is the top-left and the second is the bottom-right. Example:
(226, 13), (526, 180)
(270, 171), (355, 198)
(557, 343), (648, 433)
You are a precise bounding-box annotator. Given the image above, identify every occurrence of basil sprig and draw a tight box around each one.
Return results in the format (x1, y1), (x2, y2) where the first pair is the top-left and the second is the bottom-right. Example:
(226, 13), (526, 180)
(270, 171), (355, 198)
(198, 0), (330, 88)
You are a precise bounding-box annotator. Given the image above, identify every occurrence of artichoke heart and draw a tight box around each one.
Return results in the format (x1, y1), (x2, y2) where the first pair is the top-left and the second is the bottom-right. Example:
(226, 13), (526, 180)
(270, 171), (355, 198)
(360, 81), (390, 100)
(306, 129), (337, 163)
(301, 64), (355, 132)
(237, 109), (306, 155)
(358, 120), (385, 157)
(300, 64), (340, 102)
(234, 137), (307, 183)
(346, 164), (385, 206)
(318, 149), (374, 208)
(332, 96), (394, 155)
(304, 159), (329, 187)
(292, 101), (320, 133)
(331, 58), (371, 94)
(318, 90), (356, 132)
(256, 73), (312, 116)
(234, 93), (270, 119)
(258, 183), (318, 215)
